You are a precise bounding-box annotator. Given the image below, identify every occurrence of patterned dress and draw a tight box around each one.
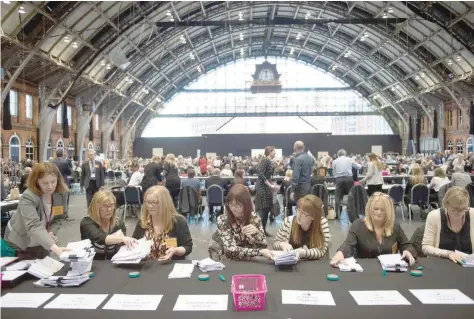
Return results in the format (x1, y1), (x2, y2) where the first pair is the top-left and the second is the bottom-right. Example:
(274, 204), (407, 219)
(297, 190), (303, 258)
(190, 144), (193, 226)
(254, 157), (274, 211)
(143, 218), (170, 260)
(212, 213), (267, 260)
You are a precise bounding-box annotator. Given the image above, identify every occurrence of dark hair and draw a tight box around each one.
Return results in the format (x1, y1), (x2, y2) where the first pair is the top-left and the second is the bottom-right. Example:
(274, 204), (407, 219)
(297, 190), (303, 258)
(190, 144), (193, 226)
(187, 168), (195, 178)
(312, 167), (319, 175)
(264, 146), (275, 156)
(56, 148), (63, 158)
(226, 184), (252, 225)
(234, 169), (245, 185)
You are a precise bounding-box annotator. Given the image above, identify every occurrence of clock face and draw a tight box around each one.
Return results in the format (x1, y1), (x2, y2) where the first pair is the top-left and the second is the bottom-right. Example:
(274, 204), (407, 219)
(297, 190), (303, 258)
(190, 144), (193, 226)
(258, 68), (275, 83)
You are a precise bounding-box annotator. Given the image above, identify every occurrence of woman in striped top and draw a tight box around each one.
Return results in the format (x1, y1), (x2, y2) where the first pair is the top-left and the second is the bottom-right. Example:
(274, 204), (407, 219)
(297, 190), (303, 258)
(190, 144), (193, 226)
(273, 195), (331, 260)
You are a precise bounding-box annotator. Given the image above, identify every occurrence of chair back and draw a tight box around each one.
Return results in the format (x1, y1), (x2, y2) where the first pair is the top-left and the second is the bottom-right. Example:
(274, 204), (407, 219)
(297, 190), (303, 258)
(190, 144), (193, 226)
(124, 186), (141, 205)
(310, 184), (329, 216)
(179, 186), (200, 215)
(388, 185), (404, 204)
(465, 183), (474, 207)
(410, 224), (426, 258)
(347, 185), (368, 223)
(285, 185), (292, 206)
(107, 171), (115, 179)
(411, 184), (429, 205)
(207, 185), (224, 205)
(438, 182), (453, 205)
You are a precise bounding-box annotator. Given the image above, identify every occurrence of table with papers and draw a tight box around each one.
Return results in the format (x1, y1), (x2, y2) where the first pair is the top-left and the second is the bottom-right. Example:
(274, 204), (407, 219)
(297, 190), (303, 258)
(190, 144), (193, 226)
(1, 258), (473, 318)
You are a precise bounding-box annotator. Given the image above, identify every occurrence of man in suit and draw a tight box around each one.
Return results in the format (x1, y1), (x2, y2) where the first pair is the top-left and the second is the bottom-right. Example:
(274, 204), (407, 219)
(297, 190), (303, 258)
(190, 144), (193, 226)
(205, 168), (228, 220)
(80, 150), (105, 208)
(53, 149), (73, 220)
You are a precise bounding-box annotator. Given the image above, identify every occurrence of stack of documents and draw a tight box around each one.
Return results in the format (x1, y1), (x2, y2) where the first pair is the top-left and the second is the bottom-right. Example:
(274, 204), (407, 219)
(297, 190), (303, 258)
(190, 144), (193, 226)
(111, 238), (152, 264)
(378, 254), (408, 272)
(274, 251), (298, 266)
(338, 257), (363, 272)
(455, 250), (474, 267)
(192, 257), (225, 272)
(27, 256), (64, 279)
(34, 275), (90, 288)
(6, 260), (35, 271)
(61, 240), (96, 277)
(168, 263), (195, 279)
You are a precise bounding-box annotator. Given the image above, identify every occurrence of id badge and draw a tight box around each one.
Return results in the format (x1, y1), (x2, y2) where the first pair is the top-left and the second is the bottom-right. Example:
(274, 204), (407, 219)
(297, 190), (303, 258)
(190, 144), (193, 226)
(165, 237), (178, 247)
(391, 242), (398, 254)
(94, 164), (99, 169)
(52, 206), (64, 216)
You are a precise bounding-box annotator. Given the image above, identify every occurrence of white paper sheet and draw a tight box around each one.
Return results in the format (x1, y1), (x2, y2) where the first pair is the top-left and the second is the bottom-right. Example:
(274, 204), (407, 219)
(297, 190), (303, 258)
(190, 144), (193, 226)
(0, 257), (19, 268)
(282, 290), (336, 306)
(1, 270), (27, 281)
(349, 290), (411, 305)
(168, 263), (195, 279)
(103, 294), (163, 311)
(1, 293), (55, 308)
(409, 289), (474, 305)
(6, 260), (35, 271)
(173, 295), (228, 311)
(44, 294), (108, 309)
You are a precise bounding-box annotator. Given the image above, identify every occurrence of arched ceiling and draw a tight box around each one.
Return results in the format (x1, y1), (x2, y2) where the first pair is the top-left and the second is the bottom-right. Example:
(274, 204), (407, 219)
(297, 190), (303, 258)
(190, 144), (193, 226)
(1, 1), (473, 137)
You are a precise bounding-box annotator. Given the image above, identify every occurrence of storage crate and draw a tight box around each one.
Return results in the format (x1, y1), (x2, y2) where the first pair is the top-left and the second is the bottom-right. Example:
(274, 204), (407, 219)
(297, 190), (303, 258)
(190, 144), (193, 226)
(231, 274), (267, 311)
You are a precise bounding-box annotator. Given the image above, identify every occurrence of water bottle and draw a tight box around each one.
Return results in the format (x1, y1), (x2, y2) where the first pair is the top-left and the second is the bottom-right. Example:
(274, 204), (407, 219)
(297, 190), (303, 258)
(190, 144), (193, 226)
(402, 178), (406, 187)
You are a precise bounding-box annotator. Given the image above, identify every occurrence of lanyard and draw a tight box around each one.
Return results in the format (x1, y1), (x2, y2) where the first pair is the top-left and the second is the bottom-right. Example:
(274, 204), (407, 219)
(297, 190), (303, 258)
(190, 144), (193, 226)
(43, 194), (53, 225)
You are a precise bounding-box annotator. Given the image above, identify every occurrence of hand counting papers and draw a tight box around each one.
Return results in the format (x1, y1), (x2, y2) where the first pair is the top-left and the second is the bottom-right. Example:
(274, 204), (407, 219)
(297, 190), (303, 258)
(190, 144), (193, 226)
(192, 257), (225, 272)
(338, 257), (363, 272)
(274, 251), (298, 266)
(111, 238), (152, 264)
(33, 274), (90, 288)
(27, 256), (64, 279)
(455, 250), (474, 267)
(377, 254), (408, 272)
(168, 263), (195, 279)
(61, 239), (96, 277)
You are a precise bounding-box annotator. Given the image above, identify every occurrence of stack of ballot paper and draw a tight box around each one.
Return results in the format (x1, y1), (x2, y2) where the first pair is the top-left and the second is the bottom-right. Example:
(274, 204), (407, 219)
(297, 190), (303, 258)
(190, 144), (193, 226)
(338, 257), (364, 272)
(274, 251), (298, 266)
(6, 260), (35, 271)
(378, 254), (408, 272)
(111, 238), (152, 264)
(61, 240), (96, 277)
(455, 250), (474, 267)
(27, 256), (64, 279)
(168, 263), (195, 279)
(192, 257), (225, 272)
(34, 274), (90, 288)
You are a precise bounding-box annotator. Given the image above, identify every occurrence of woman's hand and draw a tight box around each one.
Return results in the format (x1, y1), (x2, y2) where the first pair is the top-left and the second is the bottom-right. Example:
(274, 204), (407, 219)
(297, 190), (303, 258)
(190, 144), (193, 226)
(159, 247), (176, 261)
(123, 236), (138, 250)
(402, 250), (415, 266)
(260, 249), (275, 260)
(242, 225), (258, 236)
(280, 243), (294, 252)
(48, 232), (58, 243)
(330, 251), (345, 267)
(448, 251), (466, 264)
(50, 245), (71, 257)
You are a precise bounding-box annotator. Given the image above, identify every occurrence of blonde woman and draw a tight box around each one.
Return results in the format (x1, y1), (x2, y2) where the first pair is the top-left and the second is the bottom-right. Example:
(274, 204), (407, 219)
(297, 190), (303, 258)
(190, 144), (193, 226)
(361, 153), (384, 197)
(330, 192), (416, 266)
(273, 195), (331, 260)
(404, 164), (426, 209)
(132, 186), (193, 261)
(422, 187), (474, 263)
(80, 191), (136, 259)
(452, 154), (465, 173)
(163, 154), (181, 208)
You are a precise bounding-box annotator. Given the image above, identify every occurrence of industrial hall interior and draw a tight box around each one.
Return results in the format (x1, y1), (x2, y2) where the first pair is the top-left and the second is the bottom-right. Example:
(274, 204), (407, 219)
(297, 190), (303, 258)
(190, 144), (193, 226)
(1, 1), (474, 317)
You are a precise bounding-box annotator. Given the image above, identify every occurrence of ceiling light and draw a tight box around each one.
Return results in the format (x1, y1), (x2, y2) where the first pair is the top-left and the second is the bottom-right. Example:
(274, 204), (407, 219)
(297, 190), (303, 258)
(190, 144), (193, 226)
(128, 79), (134, 84)
(456, 55), (461, 61)
(360, 37), (365, 42)
(391, 87), (396, 91)
(125, 76), (129, 81)
(197, 66), (202, 72)
(296, 32), (302, 40)
(447, 59), (453, 65)
(170, 17), (174, 22)
(238, 12), (243, 21)
(305, 11), (311, 19)
(72, 42), (78, 48)
(18, 5), (25, 14)
(101, 60), (106, 66)
(290, 48), (294, 55)
(383, 12), (388, 18)
(4, 1), (11, 4)
(364, 32), (369, 37)
(332, 64), (337, 71)
(388, 6), (393, 13)
(106, 64), (111, 70)
(396, 85), (400, 89)
(190, 53), (195, 60)
(63, 36), (70, 43)
(180, 35), (186, 44)
(420, 72), (425, 78)
(156, 97), (161, 102)
(166, 10), (171, 16)
(239, 33), (244, 41)
(415, 75), (420, 80)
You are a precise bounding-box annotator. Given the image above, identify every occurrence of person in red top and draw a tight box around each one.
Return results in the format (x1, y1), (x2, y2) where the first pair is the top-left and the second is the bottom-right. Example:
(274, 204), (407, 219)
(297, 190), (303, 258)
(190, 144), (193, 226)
(199, 156), (208, 175)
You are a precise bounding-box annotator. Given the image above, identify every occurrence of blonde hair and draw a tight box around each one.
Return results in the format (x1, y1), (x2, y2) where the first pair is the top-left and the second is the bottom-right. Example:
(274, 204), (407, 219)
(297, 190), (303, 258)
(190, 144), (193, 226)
(368, 153), (383, 171)
(141, 185), (179, 233)
(364, 194), (395, 237)
(410, 164), (425, 185)
(87, 191), (118, 230)
(28, 162), (68, 195)
(442, 186), (469, 210)
(284, 169), (293, 182)
(165, 153), (176, 167)
(291, 195), (325, 249)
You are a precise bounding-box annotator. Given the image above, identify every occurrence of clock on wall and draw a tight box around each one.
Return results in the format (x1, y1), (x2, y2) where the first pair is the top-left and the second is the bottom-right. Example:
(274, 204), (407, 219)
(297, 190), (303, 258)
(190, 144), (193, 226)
(250, 61), (282, 94)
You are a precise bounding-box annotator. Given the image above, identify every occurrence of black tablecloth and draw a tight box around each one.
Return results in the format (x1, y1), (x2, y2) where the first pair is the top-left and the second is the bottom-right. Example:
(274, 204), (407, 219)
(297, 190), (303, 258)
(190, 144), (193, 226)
(2, 258), (473, 318)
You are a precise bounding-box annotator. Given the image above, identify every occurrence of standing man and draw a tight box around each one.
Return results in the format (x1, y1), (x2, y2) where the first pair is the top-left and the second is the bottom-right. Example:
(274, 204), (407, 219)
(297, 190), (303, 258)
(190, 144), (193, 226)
(290, 141), (314, 202)
(53, 149), (73, 220)
(332, 149), (361, 218)
(80, 150), (105, 207)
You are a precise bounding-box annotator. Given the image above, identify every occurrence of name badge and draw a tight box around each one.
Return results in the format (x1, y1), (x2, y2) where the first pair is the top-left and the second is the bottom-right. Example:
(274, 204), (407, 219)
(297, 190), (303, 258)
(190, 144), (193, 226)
(391, 242), (398, 254)
(165, 238), (177, 247)
(94, 164), (99, 169)
(52, 206), (64, 216)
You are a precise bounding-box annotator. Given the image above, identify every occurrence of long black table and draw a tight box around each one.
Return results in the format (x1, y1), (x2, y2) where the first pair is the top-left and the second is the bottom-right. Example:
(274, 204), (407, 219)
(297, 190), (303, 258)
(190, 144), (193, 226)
(2, 258), (473, 318)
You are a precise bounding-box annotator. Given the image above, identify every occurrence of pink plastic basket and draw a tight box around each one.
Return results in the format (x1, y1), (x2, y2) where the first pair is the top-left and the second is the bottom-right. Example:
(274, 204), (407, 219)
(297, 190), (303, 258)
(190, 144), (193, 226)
(231, 274), (267, 311)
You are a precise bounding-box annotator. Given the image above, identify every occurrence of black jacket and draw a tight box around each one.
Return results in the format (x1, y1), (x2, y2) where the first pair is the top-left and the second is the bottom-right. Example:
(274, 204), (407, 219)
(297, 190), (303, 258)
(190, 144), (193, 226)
(141, 162), (162, 192)
(206, 175), (228, 192)
(53, 158), (71, 182)
(347, 185), (368, 223)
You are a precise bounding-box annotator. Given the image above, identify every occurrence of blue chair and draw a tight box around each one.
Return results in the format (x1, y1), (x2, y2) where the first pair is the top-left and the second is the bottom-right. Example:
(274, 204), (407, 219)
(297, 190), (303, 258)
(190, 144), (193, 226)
(107, 170), (115, 185)
(388, 185), (405, 221)
(207, 185), (225, 219)
(409, 184), (429, 221)
(123, 186), (142, 220)
(310, 184), (329, 216)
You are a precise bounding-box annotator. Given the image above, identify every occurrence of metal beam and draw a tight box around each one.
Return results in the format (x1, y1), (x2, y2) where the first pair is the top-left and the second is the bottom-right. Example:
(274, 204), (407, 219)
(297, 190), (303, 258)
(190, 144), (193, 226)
(156, 111), (380, 118)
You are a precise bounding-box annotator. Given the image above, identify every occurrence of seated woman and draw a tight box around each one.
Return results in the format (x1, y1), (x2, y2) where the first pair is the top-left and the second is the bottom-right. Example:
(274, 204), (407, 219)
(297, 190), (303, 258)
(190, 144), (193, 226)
(80, 191), (137, 259)
(273, 195), (331, 259)
(422, 187), (474, 263)
(428, 167), (450, 202)
(330, 192), (416, 266)
(132, 185), (193, 261)
(4, 163), (70, 260)
(209, 184), (273, 260)
(404, 164), (426, 209)
(310, 167), (325, 186)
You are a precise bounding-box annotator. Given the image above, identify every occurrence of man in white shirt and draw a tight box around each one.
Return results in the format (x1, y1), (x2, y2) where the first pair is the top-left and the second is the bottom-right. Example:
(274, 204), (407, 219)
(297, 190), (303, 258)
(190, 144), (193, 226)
(332, 149), (361, 218)
(128, 163), (143, 187)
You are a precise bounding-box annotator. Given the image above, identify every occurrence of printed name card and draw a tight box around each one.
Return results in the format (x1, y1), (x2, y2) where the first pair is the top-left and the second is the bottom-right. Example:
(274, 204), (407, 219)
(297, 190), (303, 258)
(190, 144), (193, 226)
(173, 295), (228, 311)
(44, 294), (108, 309)
(103, 294), (163, 311)
(282, 290), (336, 306)
(349, 290), (411, 306)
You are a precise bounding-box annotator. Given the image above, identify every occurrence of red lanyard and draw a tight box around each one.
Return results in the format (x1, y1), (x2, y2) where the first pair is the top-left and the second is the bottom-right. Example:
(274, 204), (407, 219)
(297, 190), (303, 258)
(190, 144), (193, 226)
(43, 194), (53, 225)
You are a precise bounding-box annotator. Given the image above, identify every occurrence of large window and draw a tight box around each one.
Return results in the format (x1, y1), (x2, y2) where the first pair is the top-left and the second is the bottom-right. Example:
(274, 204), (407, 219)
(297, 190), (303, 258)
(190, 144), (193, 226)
(57, 106), (62, 124)
(26, 94), (33, 119)
(25, 137), (34, 160)
(457, 109), (462, 129)
(56, 139), (64, 151)
(467, 137), (473, 154)
(9, 90), (18, 116)
(457, 138), (464, 154)
(95, 114), (99, 131)
(67, 141), (74, 158)
(143, 58), (393, 137)
(67, 106), (72, 126)
(9, 135), (21, 163)
(447, 140), (453, 151)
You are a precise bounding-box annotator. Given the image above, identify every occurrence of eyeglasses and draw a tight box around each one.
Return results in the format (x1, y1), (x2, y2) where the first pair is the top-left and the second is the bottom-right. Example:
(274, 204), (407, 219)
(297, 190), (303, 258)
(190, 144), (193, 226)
(144, 200), (160, 206)
(296, 208), (313, 219)
(100, 204), (115, 210)
(228, 202), (243, 209)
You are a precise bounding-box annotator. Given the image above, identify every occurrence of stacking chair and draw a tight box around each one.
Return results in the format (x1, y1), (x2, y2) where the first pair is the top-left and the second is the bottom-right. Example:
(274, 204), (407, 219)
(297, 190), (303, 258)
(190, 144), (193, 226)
(437, 182), (453, 207)
(346, 185), (368, 223)
(123, 185), (142, 220)
(465, 183), (474, 207)
(284, 185), (292, 218)
(207, 185), (225, 219)
(388, 185), (405, 221)
(409, 184), (429, 221)
(310, 184), (329, 216)
(178, 186), (203, 218)
(107, 170), (115, 185)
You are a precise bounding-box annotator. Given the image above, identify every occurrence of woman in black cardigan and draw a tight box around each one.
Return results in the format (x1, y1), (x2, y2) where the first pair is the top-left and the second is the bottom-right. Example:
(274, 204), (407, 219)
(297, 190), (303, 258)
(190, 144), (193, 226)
(132, 185), (193, 261)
